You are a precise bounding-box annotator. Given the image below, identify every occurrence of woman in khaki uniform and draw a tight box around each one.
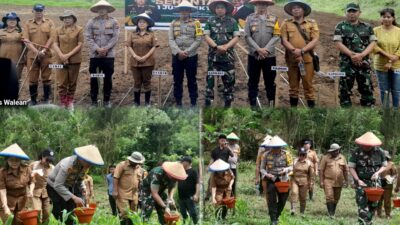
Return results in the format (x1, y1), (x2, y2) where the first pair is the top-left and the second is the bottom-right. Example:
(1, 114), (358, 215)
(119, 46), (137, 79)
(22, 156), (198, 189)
(53, 10), (84, 110)
(210, 159), (235, 220)
(290, 147), (314, 216)
(0, 12), (25, 80)
(83, 175), (94, 205)
(377, 151), (397, 218)
(127, 13), (157, 106)
(0, 144), (35, 225)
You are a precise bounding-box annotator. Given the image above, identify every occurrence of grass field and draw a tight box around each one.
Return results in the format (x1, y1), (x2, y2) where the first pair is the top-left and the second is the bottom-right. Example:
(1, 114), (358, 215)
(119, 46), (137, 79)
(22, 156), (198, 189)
(202, 161), (400, 225)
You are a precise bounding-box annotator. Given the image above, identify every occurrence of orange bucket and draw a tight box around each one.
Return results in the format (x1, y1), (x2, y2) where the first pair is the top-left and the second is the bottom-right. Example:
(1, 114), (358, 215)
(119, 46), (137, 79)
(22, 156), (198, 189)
(164, 212), (180, 225)
(364, 188), (384, 202)
(89, 203), (97, 209)
(393, 198), (400, 208)
(222, 197), (236, 209)
(275, 181), (290, 193)
(74, 207), (96, 224)
(18, 210), (39, 225)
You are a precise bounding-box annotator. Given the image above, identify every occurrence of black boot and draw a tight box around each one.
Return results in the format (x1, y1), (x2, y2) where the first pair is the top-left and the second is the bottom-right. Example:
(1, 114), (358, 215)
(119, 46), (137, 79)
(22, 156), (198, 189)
(133, 91), (140, 106)
(327, 203), (334, 217)
(290, 97), (298, 107)
(307, 100), (315, 108)
(144, 91), (151, 106)
(224, 100), (232, 108)
(309, 190), (313, 201)
(332, 203), (337, 216)
(205, 99), (211, 107)
(43, 84), (51, 104)
(249, 98), (257, 107)
(29, 85), (38, 105)
(176, 99), (183, 107)
(190, 98), (197, 107)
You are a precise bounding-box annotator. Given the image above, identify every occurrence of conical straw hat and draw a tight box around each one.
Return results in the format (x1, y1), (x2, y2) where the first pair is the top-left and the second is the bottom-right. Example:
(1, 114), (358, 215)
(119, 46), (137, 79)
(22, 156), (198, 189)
(264, 135), (287, 147)
(162, 161), (188, 180)
(209, 159), (230, 172)
(74, 145), (104, 166)
(0, 143), (29, 160)
(355, 132), (382, 146)
(175, 0), (197, 12)
(227, 132), (240, 140)
(90, 0), (115, 13)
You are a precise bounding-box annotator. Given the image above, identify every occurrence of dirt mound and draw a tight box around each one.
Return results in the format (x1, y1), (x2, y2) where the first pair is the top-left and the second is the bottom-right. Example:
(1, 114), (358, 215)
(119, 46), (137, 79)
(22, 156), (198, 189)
(1, 5), (381, 107)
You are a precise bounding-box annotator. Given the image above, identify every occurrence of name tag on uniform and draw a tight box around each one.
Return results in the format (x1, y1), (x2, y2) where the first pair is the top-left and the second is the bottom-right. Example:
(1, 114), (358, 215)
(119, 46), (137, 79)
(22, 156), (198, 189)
(326, 72), (346, 77)
(90, 73), (105, 78)
(394, 69), (400, 73)
(152, 70), (168, 76)
(271, 66), (288, 72)
(208, 71), (225, 76)
(49, 64), (64, 69)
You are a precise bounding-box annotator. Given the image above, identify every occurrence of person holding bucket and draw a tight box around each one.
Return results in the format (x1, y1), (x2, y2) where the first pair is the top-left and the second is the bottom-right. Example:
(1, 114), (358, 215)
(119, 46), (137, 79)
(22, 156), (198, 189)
(29, 149), (55, 224)
(141, 161), (187, 225)
(209, 159), (234, 220)
(377, 150), (397, 218)
(0, 144), (35, 225)
(260, 136), (293, 225)
(348, 132), (387, 225)
(47, 145), (104, 225)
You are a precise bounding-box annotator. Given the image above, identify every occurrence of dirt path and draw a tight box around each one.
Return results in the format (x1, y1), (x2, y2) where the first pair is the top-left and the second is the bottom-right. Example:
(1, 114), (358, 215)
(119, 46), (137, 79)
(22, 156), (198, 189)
(1, 5), (381, 107)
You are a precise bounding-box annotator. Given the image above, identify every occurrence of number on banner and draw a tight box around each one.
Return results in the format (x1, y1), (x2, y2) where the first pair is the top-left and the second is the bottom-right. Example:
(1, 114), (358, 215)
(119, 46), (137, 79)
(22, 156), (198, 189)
(208, 71), (225, 76)
(90, 73), (105, 78)
(271, 66), (289, 72)
(152, 70), (168, 76)
(49, 64), (64, 69)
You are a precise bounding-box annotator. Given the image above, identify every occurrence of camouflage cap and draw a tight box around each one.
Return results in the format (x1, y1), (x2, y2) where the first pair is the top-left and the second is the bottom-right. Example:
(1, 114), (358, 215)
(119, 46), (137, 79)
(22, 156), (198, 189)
(346, 3), (360, 12)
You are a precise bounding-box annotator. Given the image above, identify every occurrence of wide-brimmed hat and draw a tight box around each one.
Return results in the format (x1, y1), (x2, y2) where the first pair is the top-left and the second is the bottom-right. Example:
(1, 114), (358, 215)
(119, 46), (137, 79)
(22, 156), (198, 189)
(209, 159), (230, 172)
(59, 10), (77, 23)
(132, 13), (155, 27)
(162, 161), (188, 180)
(264, 135), (287, 148)
(383, 150), (391, 160)
(127, 151), (145, 164)
(249, 0), (275, 6)
(284, 0), (312, 17)
(227, 132), (240, 140)
(74, 145), (104, 166)
(2, 12), (20, 24)
(355, 132), (382, 147)
(90, 0), (115, 13)
(328, 143), (341, 152)
(33, 4), (45, 12)
(208, 0), (234, 15)
(175, 0), (197, 13)
(0, 143), (30, 160)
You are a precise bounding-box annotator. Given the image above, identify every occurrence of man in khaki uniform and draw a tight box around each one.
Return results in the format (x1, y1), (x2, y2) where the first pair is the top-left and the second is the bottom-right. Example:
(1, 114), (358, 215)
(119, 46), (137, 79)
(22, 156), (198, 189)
(23, 4), (55, 105)
(280, 0), (319, 108)
(113, 152), (145, 225)
(303, 139), (318, 200)
(30, 149), (55, 224)
(319, 143), (348, 217)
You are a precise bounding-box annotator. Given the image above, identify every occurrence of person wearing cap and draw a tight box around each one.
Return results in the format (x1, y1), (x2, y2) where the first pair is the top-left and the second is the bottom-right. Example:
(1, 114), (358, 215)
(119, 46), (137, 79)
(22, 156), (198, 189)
(106, 165), (117, 216)
(289, 147), (314, 216)
(178, 156), (199, 224)
(52, 10), (84, 110)
(319, 143), (348, 217)
(255, 135), (272, 196)
(23, 4), (55, 105)
(334, 3), (377, 107)
(0, 12), (25, 81)
(0, 144), (35, 225)
(127, 13), (157, 106)
(29, 149), (55, 224)
(302, 139), (318, 201)
(47, 145), (104, 225)
(204, 0), (240, 107)
(280, 0), (319, 108)
(226, 132), (240, 196)
(348, 132), (387, 225)
(373, 8), (400, 107)
(126, 0), (160, 26)
(168, 0), (203, 107)
(112, 152), (145, 225)
(209, 134), (234, 165)
(377, 150), (397, 218)
(209, 159), (234, 219)
(244, 0), (280, 107)
(260, 136), (293, 225)
(85, 0), (120, 107)
(141, 161), (187, 225)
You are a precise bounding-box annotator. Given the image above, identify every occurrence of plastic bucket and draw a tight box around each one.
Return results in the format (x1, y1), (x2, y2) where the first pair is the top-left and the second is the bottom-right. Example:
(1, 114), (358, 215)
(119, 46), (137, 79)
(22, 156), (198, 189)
(222, 197), (236, 209)
(164, 212), (180, 225)
(74, 207), (96, 224)
(18, 210), (39, 225)
(275, 181), (290, 193)
(364, 188), (384, 202)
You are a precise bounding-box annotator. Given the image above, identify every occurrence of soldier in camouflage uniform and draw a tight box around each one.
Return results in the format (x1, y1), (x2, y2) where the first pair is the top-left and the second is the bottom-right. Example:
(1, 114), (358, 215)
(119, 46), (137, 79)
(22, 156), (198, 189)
(204, 0), (240, 107)
(333, 3), (377, 107)
(348, 132), (387, 225)
(141, 162), (187, 225)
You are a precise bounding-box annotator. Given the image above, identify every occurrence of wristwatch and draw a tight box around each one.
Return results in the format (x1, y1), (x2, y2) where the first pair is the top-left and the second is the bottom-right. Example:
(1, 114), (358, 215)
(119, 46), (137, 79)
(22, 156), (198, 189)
(301, 49), (305, 55)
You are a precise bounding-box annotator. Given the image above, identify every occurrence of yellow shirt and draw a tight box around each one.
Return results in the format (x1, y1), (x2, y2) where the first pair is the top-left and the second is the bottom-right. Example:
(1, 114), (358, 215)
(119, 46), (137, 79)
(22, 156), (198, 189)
(373, 26), (400, 71)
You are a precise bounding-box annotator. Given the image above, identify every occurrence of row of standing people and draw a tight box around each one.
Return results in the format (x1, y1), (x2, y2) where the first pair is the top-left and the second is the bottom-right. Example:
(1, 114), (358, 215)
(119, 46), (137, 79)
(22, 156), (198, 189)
(256, 132), (400, 225)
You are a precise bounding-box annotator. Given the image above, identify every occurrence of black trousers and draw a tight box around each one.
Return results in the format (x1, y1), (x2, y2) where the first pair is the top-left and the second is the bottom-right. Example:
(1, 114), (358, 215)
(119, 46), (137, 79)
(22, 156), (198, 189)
(172, 54), (199, 104)
(179, 197), (198, 224)
(89, 58), (115, 102)
(231, 168), (237, 196)
(267, 180), (289, 222)
(108, 194), (118, 216)
(247, 56), (277, 103)
(47, 185), (82, 225)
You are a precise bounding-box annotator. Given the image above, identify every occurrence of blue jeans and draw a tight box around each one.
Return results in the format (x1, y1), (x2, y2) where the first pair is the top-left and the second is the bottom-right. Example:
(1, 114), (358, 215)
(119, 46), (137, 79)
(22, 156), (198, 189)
(376, 70), (400, 107)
